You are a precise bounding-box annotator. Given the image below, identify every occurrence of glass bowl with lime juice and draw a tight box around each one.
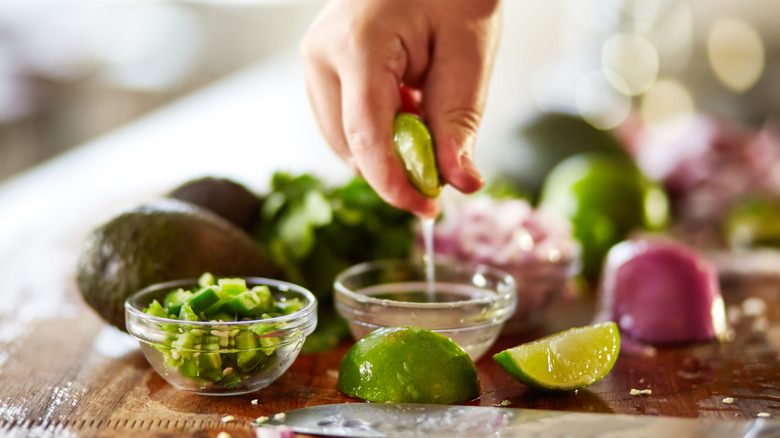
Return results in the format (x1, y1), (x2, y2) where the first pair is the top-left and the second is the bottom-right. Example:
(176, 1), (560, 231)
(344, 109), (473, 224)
(334, 258), (517, 361)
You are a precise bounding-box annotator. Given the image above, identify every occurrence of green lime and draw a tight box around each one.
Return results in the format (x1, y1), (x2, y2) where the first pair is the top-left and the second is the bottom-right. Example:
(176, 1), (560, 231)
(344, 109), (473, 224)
(725, 196), (780, 249)
(393, 113), (441, 198)
(493, 322), (620, 391)
(337, 327), (479, 404)
(539, 152), (668, 282)
(500, 112), (629, 203)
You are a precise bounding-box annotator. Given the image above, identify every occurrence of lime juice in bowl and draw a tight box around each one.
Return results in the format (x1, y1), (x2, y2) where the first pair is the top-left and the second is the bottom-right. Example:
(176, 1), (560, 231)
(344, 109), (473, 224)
(333, 258), (516, 361)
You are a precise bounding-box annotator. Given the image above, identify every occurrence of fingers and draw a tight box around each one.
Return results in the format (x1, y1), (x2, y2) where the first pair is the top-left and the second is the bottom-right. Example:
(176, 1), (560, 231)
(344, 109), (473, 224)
(301, 0), (501, 218)
(303, 64), (356, 170)
(337, 37), (440, 218)
(301, 17), (357, 171)
(423, 2), (502, 194)
(303, 0), (439, 218)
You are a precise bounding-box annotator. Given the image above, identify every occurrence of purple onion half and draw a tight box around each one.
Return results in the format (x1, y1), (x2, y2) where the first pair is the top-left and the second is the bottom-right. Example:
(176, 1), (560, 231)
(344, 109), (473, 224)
(597, 238), (728, 344)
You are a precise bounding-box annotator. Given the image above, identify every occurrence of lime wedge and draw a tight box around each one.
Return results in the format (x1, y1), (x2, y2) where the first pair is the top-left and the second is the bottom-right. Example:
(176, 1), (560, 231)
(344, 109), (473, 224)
(493, 322), (620, 391)
(392, 113), (441, 198)
(337, 327), (479, 404)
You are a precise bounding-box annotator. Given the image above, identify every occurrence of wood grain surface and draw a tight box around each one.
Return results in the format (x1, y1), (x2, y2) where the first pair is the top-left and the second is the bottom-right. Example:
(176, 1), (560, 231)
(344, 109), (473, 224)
(0, 232), (778, 437)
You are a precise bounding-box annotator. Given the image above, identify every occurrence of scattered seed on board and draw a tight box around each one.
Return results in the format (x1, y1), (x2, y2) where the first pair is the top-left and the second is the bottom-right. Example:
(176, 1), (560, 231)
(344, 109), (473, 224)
(222, 415), (235, 423)
(722, 397), (735, 404)
(742, 297), (767, 317)
(630, 388), (652, 396)
(217, 432), (231, 438)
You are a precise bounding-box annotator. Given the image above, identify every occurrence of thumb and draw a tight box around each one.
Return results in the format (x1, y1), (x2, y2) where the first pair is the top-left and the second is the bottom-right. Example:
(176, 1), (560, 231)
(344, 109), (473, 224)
(423, 8), (500, 194)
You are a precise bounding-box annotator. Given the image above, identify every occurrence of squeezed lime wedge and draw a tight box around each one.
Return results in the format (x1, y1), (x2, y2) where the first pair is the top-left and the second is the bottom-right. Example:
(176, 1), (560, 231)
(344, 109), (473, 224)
(392, 113), (441, 198)
(493, 322), (620, 391)
(337, 327), (479, 404)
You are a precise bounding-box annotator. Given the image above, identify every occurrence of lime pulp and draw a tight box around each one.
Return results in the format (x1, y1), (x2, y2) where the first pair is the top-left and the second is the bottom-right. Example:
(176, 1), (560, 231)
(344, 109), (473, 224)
(493, 322), (620, 391)
(392, 113), (441, 198)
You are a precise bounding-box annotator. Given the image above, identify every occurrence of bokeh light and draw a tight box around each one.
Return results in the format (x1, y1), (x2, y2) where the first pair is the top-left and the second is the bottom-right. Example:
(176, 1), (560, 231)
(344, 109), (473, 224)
(707, 18), (765, 93)
(644, 185), (670, 230)
(640, 78), (696, 142)
(613, 0), (663, 33)
(645, 1), (693, 75)
(576, 69), (631, 130)
(602, 34), (659, 96)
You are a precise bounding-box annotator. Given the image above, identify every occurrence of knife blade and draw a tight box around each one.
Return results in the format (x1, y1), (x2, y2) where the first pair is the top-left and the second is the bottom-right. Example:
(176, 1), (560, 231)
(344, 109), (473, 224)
(263, 403), (779, 438)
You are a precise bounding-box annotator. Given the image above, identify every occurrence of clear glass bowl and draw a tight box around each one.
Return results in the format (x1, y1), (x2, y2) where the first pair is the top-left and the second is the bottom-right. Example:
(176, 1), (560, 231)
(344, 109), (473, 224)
(334, 258), (517, 361)
(498, 255), (580, 334)
(125, 277), (317, 395)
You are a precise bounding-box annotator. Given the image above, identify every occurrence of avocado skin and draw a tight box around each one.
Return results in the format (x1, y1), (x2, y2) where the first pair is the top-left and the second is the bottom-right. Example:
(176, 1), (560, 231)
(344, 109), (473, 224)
(76, 198), (279, 331)
(168, 177), (261, 233)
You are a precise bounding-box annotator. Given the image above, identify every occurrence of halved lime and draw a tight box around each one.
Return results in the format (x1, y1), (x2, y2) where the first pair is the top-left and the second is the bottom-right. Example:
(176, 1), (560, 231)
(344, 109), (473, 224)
(392, 113), (441, 198)
(539, 153), (668, 282)
(493, 322), (620, 391)
(337, 327), (479, 404)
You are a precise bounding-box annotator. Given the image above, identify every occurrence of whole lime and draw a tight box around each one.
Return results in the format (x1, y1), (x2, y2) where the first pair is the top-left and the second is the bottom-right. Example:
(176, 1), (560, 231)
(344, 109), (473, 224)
(499, 112), (629, 203)
(337, 327), (479, 404)
(725, 196), (780, 249)
(539, 153), (668, 282)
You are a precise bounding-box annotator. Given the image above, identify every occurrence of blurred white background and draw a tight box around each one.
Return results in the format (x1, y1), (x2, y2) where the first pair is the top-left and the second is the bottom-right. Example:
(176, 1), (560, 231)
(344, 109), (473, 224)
(0, 0), (778, 182)
(0, 0), (327, 181)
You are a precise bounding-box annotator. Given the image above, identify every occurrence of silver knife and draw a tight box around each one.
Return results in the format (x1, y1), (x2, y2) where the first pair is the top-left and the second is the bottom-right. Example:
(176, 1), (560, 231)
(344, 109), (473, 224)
(263, 403), (779, 438)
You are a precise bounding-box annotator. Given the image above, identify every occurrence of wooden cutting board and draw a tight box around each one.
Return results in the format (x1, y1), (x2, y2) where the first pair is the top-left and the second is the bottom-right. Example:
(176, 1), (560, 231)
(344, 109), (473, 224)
(0, 232), (778, 437)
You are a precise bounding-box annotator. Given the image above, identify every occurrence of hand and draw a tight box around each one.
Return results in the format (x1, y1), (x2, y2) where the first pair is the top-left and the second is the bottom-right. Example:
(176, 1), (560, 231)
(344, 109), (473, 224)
(301, 0), (501, 218)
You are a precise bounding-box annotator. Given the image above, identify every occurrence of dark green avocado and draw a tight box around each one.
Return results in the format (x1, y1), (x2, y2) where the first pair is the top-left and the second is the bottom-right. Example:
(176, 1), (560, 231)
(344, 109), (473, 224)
(168, 177), (262, 232)
(76, 198), (279, 331)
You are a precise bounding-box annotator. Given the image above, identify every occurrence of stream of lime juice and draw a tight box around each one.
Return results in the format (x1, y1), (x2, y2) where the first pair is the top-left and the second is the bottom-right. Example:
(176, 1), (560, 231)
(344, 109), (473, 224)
(421, 217), (436, 298)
